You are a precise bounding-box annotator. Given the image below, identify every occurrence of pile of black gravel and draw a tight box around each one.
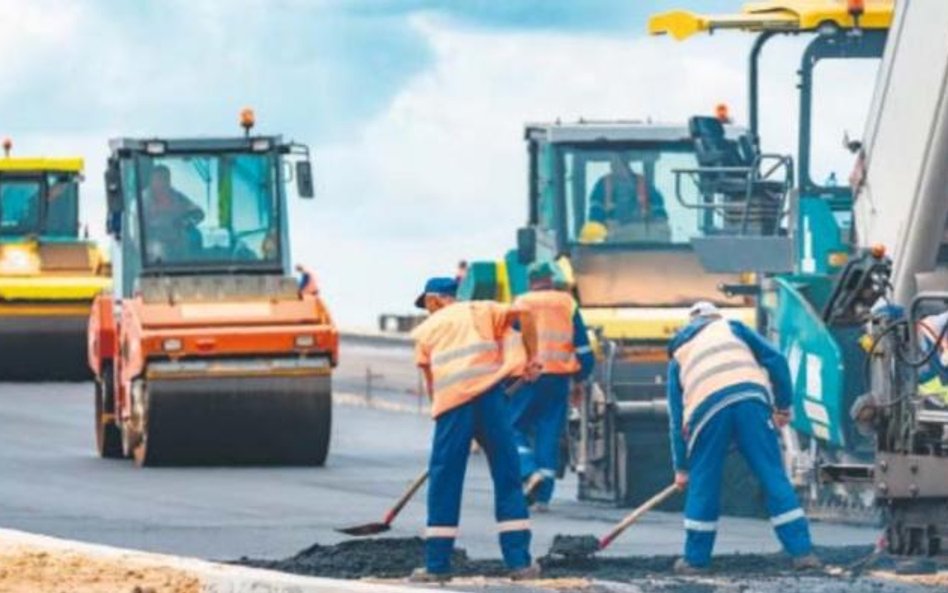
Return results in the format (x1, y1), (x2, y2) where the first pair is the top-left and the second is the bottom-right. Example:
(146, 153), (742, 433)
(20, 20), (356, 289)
(238, 537), (881, 581)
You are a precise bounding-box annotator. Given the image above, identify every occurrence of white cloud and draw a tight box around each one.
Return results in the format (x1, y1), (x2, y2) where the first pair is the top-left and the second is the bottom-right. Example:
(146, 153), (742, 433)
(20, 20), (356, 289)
(0, 4), (877, 328)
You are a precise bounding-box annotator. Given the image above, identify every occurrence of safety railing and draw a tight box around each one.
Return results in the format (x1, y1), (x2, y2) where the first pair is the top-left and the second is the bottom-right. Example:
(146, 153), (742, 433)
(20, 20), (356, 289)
(673, 153), (794, 236)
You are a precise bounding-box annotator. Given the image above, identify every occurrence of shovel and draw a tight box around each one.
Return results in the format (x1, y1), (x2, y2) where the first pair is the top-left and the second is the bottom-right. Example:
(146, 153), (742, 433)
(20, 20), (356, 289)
(336, 376), (532, 537)
(549, 483), (679, 558)
(336, 469), (429, 536)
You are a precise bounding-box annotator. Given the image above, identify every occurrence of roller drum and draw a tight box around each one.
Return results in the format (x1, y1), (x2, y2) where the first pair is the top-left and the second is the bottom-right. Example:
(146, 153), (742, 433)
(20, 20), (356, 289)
(135, 373), (331, 466)
(0, 314), (90, 381)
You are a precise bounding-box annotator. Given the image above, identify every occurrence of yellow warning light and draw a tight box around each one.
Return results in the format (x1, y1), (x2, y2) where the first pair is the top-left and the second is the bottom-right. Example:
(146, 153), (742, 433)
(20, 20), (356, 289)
(870, 244), (886, 259)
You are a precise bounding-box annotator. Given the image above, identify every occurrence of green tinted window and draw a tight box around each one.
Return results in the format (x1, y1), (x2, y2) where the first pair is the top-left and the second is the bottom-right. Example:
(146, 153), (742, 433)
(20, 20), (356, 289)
(0, 180), (41, 235)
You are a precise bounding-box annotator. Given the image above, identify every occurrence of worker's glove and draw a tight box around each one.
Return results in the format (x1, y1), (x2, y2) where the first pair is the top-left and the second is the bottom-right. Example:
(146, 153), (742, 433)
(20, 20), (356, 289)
(674, 471), (689, 491)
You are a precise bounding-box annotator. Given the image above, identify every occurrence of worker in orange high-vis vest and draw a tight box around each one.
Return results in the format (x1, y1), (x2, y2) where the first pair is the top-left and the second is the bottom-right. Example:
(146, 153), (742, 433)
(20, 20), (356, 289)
(409, 277), (543, 583)
(509, 262), (594, 511)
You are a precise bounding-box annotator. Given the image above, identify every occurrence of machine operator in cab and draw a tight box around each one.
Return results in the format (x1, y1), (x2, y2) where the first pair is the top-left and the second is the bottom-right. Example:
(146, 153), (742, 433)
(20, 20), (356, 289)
(142, 165), (204, 261)
(589, 155), (667, 225)
(409, 277), (543, 583)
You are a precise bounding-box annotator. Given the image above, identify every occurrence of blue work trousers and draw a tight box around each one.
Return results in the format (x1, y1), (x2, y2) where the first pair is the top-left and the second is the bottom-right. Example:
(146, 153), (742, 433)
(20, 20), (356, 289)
(684, 399), (813, 567)
(426, 382), (531, 574)
(508, 374), (570, 504)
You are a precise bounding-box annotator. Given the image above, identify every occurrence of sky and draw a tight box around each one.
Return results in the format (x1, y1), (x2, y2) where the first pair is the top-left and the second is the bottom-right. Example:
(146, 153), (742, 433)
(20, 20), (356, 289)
(0, 0), (879, 327)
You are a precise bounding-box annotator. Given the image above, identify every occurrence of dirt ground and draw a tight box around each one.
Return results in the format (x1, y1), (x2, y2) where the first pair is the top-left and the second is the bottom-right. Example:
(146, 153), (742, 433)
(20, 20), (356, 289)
(0, 546), (201, 593)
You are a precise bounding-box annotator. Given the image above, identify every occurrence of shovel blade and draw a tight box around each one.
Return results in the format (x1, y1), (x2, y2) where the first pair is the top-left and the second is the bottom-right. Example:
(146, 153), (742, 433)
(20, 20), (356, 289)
(547, 534), (600, 559)
(334, 522), (392, 537)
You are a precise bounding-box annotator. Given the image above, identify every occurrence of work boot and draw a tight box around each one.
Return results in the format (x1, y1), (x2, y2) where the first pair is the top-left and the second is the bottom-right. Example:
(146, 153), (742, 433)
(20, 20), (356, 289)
(792, 553), (823, 571)
(673, 558), (708, 575)
(509, 562), (541, 580)
(408, 567), (452, 583)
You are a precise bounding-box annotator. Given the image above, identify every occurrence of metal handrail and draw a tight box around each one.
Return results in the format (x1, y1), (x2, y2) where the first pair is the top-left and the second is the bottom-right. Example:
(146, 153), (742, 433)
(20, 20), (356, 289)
(672, 152), (794, 236)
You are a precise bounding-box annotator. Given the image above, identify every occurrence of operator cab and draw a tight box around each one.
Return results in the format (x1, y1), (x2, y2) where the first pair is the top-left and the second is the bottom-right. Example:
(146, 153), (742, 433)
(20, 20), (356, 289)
(104, 128), (314, 299)
(650, 3), (889, 275)
(0, 157), (83, 241)
(520, 120), (750, 312)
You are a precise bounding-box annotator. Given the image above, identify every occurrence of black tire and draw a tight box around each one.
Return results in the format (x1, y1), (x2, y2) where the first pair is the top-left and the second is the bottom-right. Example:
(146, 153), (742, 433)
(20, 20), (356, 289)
(308, 389), (332, 467)
(95, 365), (123, 459)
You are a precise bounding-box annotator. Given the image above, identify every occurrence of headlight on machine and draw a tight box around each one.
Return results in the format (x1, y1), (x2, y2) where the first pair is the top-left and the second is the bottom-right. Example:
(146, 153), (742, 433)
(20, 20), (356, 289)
(295, 335), (315, 348)
(163, 338), (182, 352)
(0, 245), (40, 275)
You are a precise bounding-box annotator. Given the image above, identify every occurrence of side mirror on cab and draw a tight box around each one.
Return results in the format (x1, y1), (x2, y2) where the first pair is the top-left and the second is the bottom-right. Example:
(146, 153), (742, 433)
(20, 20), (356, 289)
(516, 227), (537, 265)
(296, 160), (314, 199)
(104, 159), (123, 237)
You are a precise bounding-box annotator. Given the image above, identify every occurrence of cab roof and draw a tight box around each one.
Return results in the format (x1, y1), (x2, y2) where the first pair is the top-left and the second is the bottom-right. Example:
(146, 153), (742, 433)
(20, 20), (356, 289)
(649, 0), (894, 41)
(0, 157), (84, 174)
(108, 135), (285, 155)
(524, 120), (743, 144)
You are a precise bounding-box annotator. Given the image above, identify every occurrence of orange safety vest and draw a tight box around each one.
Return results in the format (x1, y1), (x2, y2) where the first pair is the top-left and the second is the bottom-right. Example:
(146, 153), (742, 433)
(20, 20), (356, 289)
(412, 301), (520, 418)
(672, 319), (772, 425)
(513, 290), (579, 375)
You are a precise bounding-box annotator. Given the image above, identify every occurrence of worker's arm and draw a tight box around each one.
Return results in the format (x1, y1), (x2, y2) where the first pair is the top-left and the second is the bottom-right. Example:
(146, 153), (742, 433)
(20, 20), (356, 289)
(515, 308), (542, 379)
(572, 309), (595, 381)
(420, 365), (434, 399)
(667, 359), (688, 475)
(414, 340), (433, 399)
(588, 178), (607, 223)
(730, 321), (793, 411)
(174, 189), (206, 225)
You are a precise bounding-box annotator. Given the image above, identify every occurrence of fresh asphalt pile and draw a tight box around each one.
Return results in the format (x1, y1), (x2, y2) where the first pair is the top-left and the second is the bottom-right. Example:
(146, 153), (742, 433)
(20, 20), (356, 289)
(236, 536), (921, 582)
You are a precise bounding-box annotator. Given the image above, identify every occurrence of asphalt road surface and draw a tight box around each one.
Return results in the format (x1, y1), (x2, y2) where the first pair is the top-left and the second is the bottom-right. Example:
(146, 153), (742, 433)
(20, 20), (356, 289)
(0, 339), (881, 565)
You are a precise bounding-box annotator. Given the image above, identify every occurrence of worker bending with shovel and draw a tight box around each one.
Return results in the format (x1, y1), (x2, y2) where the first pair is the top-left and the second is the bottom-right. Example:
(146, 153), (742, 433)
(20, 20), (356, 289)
(509, 262), (594, 510)
(667, 302), (821, 574)
(410, 277), (543, 582)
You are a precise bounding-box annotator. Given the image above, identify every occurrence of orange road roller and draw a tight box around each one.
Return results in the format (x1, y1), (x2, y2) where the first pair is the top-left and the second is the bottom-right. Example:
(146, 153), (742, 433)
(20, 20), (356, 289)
(88, 116), (338, 466)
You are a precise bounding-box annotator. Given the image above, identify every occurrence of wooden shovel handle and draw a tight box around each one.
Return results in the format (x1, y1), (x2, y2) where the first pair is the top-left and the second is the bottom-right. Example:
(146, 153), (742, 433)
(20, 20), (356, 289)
(599, 483), (679, 550)
(384, 469), (430, 525)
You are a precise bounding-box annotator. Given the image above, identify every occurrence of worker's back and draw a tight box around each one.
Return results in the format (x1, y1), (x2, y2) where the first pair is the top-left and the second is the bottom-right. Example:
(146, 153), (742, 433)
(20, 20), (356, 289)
(412, 301), (510, 417)
(670, 318), (772, 419)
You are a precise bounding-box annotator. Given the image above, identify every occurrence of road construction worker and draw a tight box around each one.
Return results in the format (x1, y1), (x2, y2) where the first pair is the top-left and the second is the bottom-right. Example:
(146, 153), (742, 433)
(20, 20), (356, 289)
(508, 261), (594, 511)
(296, 264), (319, 296)
(667, 301), (820, 574)
(409, 276), (542, 582)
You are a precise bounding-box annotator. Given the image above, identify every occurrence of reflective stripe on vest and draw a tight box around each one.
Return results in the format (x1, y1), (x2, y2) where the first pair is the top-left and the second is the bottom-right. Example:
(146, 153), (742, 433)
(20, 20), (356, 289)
(514, 290), (579, 375)
(433, 360), (502, 392)
(412, 301), (512, 418)
(673, 319), (772, 426)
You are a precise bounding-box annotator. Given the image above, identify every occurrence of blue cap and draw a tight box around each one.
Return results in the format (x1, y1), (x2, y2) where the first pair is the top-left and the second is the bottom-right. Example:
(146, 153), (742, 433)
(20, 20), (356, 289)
(415, 277), (458, 309)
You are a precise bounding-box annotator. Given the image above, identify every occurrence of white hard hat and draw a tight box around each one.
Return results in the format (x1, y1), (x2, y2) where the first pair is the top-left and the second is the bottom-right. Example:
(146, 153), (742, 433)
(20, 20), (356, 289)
(689, 301), (720, 320)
